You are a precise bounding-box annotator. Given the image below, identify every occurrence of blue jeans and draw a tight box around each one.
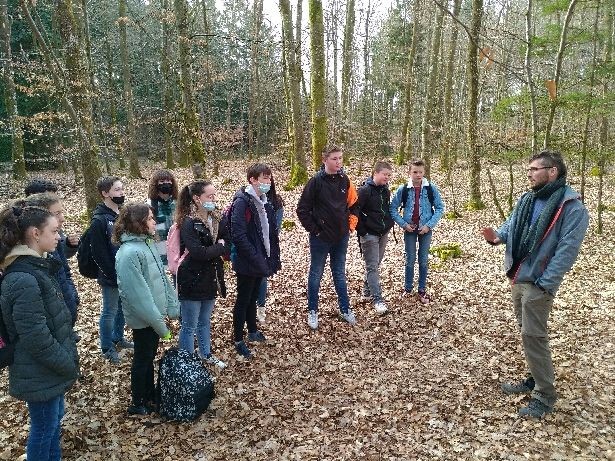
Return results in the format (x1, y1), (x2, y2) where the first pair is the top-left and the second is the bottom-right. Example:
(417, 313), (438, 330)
(257, 278), (267, 307)
(26, 394), (64, 461)
(99, 285), (126, 352)
(179, 299), (215, 357)
(307, 233), (350, 313)
(403, 230), (432, 292)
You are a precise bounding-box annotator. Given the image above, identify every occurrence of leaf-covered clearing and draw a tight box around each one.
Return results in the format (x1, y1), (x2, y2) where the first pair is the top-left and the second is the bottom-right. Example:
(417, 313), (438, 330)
(0, 159), (613, 460)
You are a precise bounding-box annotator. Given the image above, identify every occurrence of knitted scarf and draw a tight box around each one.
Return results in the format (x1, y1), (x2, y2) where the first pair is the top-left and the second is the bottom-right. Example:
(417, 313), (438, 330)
(512, 175), (567, 265)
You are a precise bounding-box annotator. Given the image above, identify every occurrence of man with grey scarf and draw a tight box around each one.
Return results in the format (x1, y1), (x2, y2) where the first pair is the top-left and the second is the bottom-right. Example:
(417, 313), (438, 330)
(482, 150), (588, 418)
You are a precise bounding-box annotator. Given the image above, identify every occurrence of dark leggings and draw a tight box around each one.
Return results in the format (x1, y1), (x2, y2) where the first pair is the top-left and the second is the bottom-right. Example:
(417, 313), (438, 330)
(131, 327), (159, 406)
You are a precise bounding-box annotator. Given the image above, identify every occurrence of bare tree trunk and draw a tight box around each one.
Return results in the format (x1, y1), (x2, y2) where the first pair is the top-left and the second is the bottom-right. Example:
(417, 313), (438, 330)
(105, 39), (125, 169)
(119, 0), (142, 178)
(174, 0), (205, 169)
(420, 3), (445, 177)
(467, 0), (484, 208)
(579, 3), (601, 203)
(280, 0), (307, 186)
(441, 0), (462, 171)
(396, 0), (420, 165)
(296, 0), (307, 97)
(544, 0), (578, 148)
(248, 0), (263, 159)
(597, 7), (613, 234)
(309, 0), (327, 168)
(24, 0), (101, 211)
(340, 0), (355, 131)
(0, 0), (26, 179)
(201, 0), (217, 174)
(486, 166), (505, 220)
(525, 0), (539, 154)
(362, 0), (370, 128)
(161, 0), (175, 169)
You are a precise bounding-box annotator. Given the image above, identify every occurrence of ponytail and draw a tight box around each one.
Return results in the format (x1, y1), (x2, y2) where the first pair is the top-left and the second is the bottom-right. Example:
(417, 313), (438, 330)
(174, 181), (211, 227)
(0, 203), (52, 262)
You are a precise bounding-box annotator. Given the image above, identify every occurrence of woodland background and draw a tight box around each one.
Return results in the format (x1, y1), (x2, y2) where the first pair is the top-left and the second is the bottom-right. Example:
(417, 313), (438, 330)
(0, 0), (614, 458)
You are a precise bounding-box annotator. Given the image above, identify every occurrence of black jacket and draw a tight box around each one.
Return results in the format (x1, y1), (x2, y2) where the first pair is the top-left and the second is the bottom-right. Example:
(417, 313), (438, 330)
(356, 178), (394, 237)
(230, 189), (281, 278)
(177, 216), (230, 300)
(296, 169), (359, 243)
(0, 255), (79, 402)
(90, 203), (119, 287)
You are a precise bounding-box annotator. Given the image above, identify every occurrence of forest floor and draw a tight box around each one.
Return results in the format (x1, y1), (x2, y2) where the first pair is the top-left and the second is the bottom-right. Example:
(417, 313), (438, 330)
(0, 157), (613, 461)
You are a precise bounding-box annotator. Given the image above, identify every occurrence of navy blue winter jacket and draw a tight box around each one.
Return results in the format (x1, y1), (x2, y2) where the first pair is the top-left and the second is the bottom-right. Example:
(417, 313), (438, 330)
(230, 188), (281, 278)
(51, 236), (79, 325)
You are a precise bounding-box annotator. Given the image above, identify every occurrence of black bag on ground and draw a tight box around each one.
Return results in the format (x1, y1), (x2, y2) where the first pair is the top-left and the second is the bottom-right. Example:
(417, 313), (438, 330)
(157, 347), (215, 421)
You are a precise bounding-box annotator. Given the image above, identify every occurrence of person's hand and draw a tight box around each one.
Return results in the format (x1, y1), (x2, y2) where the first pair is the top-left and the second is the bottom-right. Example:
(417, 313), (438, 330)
(482, 227), (500, 244)
(217, 239), (225, 246)
(418, 225), (430, 235)
(404, 223), (417, 233)
(161, 331), (173, 342)
(67, 234), (80, 247)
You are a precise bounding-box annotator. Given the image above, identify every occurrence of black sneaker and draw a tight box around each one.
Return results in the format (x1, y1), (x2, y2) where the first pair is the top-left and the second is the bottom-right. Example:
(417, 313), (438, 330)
(127, 405), (151, 416)
(247, 331), (266, 343)
(113, 339), (134, 350)
(235, 340), (252, 359)
(501, 376), (535, 395)
(518, 398), (553, 418)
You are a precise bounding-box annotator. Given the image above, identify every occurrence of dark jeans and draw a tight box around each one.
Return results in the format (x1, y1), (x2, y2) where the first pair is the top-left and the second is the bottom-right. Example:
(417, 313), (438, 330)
(131, 327), (159, 406)
(26, 394), (64, 461)
(233, 274), (263, 342)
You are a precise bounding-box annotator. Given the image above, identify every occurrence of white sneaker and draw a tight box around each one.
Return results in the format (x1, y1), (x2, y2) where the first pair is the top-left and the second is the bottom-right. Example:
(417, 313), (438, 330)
(307, 310), (318, 329)
(257, 306), (266, 323)
(340, 308), (357, 325)
(374, 300), (388, 314)
(204, 354), (227, 369)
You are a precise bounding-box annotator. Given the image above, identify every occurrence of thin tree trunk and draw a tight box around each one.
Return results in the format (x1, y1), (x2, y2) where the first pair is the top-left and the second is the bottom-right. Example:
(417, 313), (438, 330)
(340, 0), (355, 131)
(525, 0), (539, 154)
(579, 3), (600, 203)
(597, 8), (613, 234)
(0, 0), (26, 179)
(161, 0), (175, 169)
(467, 0), (484, 208)
(544, 0), (578, 148)
(105, 39), (125, 169)
(174, 0), (205, 168)
(296, 0), (307, 97)
(309, 0), (327, 168)
(420, 3), (444, 177)
(280, 0), (307, 186)
(486, 166), (505, 220)
(396, 0), (420, 165)
(362, 0), (370, 128)
(119, 0), (142, 178)
(201, 0), (216, 174)
(248, 0), (263, 159)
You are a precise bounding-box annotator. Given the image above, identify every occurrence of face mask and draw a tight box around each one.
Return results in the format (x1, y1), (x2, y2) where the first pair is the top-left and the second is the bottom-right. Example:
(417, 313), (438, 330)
(202, 201), (216, 212)
(157, 183), (173, 195)
(258, 183), (271, 195)
(111, 196), (125, 205)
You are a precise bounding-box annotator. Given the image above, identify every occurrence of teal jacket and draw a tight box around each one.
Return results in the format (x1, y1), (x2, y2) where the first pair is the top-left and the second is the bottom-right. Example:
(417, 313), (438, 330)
(115, 234), (179, 336)
(496, 185), (589, 295)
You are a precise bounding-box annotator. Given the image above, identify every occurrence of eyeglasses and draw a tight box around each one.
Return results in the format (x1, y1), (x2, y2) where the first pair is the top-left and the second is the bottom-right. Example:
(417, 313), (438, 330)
(526, 166), (554, 173)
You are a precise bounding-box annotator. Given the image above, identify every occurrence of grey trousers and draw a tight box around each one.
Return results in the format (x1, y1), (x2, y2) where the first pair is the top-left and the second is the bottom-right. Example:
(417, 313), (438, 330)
(359, 232), (389, 302)
(511, 282), (557, 407)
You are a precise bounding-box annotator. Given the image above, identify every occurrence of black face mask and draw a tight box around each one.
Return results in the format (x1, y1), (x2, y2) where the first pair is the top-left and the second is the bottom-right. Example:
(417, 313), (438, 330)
(157, 183), (173, 195)
(111, 196), (125, 205)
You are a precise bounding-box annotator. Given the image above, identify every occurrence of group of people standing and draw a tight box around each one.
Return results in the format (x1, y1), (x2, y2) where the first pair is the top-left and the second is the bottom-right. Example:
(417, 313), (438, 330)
(0, 146), (589, 459)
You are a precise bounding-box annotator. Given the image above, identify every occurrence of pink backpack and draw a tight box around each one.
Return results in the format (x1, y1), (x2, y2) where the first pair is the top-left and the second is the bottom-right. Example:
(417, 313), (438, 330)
(167, 224), (188, 275)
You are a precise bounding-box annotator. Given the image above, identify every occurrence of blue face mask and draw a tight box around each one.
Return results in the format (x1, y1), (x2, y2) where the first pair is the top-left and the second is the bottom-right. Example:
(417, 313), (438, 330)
(258, 183), (271, 195)
(202, 201), (216, 212)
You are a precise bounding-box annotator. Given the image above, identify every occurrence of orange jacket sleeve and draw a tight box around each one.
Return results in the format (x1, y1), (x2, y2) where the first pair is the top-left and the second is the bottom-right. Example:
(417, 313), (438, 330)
(347, 181), (359, 232)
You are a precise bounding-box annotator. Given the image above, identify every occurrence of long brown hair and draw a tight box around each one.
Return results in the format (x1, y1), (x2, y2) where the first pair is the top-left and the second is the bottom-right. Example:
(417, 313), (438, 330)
(112, 203), (153, 244)
(148, 169), (178, 201)
(174, 181), (212, 227)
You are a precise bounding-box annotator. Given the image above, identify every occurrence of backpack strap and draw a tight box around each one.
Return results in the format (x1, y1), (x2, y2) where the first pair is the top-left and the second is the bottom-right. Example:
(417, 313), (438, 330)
(400, 184), (435, 212)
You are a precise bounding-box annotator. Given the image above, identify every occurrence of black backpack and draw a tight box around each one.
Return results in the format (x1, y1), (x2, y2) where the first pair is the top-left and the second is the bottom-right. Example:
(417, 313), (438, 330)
(0, 265), (44, 369)
(400, 184), (435, 213)
(77, 215), (107, 279)
(156, 347), (215, 421)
